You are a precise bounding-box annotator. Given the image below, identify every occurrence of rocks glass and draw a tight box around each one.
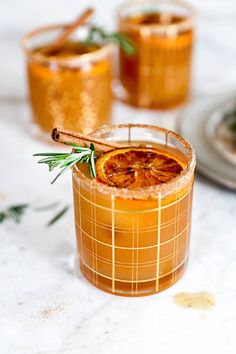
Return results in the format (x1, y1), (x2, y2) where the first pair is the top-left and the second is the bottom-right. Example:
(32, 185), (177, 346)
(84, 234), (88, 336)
(22, 25), (114, 139)
(72, 124), (196, 296)
(117, 0), (195, 109)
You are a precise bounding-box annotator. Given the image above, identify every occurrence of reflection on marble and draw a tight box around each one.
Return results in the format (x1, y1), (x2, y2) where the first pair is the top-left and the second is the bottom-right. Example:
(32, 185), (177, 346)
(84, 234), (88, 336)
(1, 1), (236, 353)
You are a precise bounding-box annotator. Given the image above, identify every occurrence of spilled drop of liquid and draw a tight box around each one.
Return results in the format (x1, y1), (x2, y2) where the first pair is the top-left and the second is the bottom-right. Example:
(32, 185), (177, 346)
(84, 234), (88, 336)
(174, 292), (215, 310)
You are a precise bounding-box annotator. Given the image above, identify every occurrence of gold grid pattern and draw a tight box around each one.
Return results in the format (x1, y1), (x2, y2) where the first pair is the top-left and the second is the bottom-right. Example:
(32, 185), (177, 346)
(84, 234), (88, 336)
(74, 180), (193, 296)
(119, 17), (194, 109)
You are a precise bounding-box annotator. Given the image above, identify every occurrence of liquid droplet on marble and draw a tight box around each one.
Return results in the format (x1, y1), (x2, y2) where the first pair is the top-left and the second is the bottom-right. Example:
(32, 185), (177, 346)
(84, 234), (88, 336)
(173, 292), (215, 310)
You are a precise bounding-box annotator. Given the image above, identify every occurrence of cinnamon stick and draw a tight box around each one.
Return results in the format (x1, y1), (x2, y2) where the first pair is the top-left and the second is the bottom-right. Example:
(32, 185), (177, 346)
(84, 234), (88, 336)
(42, 8), (94, 55)
(52, 128), (125, 152)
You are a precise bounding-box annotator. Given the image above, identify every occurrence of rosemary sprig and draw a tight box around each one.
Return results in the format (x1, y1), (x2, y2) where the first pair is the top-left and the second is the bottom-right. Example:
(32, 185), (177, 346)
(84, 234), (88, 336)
(0, 204), (28, 224)
(85, 26), (137, 56)
(33, 143), (97, 184)
(0, 202), (70, 226)
(34, 202), (59, 211)
(0, 212), (6, 223)
(47, 205), (69, 227)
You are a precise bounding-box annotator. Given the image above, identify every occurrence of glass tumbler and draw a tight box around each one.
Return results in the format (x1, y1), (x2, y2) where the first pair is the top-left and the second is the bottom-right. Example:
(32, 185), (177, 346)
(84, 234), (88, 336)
(117, 0), (195, 109)
(21, 24), (114, 140)
(72, 124), (196, 296)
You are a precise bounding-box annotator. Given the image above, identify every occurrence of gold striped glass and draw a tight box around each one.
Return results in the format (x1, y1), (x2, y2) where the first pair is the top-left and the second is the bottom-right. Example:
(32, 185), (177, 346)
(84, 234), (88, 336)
(21, 25), (114, 140)
(117, 0), (195, 109)
(73, 124), (196, 296)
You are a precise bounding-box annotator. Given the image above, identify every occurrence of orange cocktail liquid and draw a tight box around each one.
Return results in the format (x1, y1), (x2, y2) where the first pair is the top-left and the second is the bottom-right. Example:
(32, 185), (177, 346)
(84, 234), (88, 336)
(73, 142), (194, 296)
(27, 42), (112, 134)
(119, 12), (194, 109)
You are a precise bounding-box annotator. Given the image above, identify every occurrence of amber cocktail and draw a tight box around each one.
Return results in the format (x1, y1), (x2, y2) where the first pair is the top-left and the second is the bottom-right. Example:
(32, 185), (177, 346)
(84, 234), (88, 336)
(117, 0), (195, 109)
(73, 124), (195, 296)
(22, 25), (114, 139)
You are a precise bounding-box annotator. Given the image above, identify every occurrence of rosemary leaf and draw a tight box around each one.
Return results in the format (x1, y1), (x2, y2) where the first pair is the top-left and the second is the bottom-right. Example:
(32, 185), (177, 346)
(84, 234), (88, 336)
(65, 142), (92, 151)
(0, 204), (28, 224)
(34, 202), (59, 211)
(34, 153), (70, 157)
(7, 204), (28, 223)
(33, 143), (97, 183)
(0, 213), (6, 223)
(85, 26), (137, 56)
(47, 206), (69, 227)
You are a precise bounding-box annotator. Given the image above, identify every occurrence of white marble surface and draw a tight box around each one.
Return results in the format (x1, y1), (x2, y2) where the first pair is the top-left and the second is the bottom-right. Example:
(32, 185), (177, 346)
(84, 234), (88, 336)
(1, 1), (236, 353)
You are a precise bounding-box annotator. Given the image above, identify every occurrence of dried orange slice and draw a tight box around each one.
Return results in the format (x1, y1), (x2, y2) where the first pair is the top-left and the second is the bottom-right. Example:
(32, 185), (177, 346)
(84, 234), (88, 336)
(96, 147), (183, 188)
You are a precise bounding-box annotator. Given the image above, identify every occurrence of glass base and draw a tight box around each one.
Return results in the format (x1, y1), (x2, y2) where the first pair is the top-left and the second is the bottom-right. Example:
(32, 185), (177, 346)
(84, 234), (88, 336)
(113, 80), (188, 111)
(79, 260), (187, 297)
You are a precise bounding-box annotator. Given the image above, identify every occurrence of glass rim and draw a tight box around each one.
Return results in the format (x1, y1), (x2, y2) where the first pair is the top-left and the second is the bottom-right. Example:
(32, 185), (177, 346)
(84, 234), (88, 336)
(73, 124), (196, 199)
(21, 23), (115, 66)
(117, 0), (196, 34)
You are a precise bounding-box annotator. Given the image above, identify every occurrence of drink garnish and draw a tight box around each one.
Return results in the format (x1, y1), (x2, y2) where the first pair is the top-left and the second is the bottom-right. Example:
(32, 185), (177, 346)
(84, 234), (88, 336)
(39, 8), (136, 57)
(41, 8), (94, 55)
(96, 147), (183, 188)
(33, 143), (97, 184)
(34, 128), (183, 186)
(34, 128), (125, 183)
(85, 26), (137, 56)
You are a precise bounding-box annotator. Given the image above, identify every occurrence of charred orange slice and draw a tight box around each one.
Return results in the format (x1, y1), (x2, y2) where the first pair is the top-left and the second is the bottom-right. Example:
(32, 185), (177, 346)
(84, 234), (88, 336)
(96, 147), (183, 188)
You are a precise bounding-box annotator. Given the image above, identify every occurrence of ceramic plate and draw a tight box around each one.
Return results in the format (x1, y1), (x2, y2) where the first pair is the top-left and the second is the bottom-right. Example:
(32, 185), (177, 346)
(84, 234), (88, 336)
(177, 94), (236, 190)
(206, 100), (236, 165)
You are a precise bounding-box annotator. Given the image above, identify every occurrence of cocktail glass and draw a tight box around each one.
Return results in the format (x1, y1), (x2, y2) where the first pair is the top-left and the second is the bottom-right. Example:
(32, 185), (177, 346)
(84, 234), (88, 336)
(22, 25), (114, 140)
(73, 124), (196, 296)
(117, 0), (195, 109)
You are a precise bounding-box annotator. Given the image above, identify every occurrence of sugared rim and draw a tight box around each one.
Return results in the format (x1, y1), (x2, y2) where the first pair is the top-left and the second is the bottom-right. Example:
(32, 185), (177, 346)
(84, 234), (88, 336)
(21, 23), (115, 66)
(73, 124), (196, 199)
(117, 0), (196, 34)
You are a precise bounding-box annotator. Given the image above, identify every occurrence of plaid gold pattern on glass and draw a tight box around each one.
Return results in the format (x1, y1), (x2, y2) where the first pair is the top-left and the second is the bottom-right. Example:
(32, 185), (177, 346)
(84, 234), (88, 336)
(117, 0), (195, 109)
(72, 124), (195, 296)
(73, 175), (193, 296)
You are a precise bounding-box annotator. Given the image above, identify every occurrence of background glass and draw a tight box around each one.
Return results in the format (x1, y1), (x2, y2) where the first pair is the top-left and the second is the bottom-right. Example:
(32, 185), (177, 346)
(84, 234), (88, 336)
(22, 25), (114, 140)
(117, 0), (195, 109)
